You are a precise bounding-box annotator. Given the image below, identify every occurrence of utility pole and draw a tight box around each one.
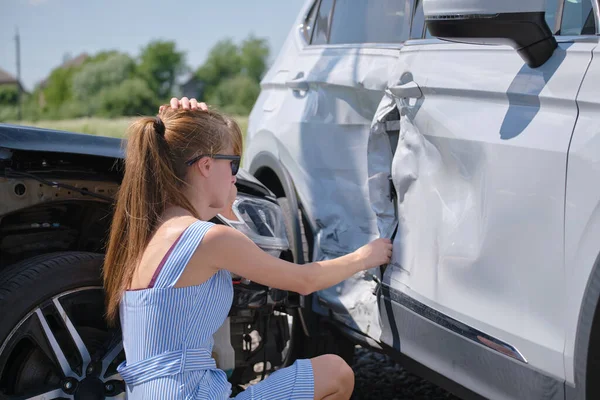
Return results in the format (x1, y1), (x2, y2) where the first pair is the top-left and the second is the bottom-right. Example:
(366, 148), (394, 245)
(15, 27), (22, 121)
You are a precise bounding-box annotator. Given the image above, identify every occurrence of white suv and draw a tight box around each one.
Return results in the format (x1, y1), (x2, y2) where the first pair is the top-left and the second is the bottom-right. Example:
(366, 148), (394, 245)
(245, 0), (600, 399)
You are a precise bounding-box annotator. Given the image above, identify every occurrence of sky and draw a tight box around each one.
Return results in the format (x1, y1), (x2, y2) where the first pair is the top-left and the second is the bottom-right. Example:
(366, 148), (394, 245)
(1, 0), (306, 91)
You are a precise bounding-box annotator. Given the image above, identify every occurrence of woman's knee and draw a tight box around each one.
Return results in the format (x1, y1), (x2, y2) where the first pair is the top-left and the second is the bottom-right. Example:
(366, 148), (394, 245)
(329, 355), (354, 385)
(338, 356), (355, 390)
(311, 354), (355, 396)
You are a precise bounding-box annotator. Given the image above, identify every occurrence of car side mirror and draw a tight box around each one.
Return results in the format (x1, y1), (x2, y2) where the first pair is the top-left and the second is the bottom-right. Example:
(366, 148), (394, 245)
(423, 0), (557, 68)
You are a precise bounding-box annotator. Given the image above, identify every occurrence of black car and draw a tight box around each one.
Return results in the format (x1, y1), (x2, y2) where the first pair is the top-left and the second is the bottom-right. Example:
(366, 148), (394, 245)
(0, 123), (348, 399)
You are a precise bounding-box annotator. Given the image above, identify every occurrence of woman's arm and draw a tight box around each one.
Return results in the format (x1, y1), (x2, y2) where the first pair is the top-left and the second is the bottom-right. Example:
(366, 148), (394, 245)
(199, 225), (392, 295)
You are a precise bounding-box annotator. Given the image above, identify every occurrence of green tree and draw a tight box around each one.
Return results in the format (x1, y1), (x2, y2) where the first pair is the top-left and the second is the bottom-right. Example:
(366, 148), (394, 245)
(195, 38), (241, 100)
(72, 53), (136, 115)
(95, 77), (156, 117)
(38, 55), (98, 118)
(0, 85), (19, 106)
(137, 41), (186, 100)
(211, 75), (260, 115)
(240, 35), (270, 83)
(88, 50), (123, 64)
(42, 67), (75, 110)
(195, 35), (270, 114)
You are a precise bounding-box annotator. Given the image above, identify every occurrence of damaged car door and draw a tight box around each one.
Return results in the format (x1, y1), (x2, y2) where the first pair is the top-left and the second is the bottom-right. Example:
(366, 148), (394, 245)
(247, 0), (415, 340)
(304, 0), (417, 343)
(368, 0), (596, 396)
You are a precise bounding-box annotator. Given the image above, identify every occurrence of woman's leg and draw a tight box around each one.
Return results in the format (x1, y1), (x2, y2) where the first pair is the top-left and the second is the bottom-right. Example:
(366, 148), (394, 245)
(311, 354), (355, 400)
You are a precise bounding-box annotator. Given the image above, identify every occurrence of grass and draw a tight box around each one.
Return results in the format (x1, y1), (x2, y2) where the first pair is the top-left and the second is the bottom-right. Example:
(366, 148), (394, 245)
(12, 117), (137, 138)
(9, 115), (249, 139)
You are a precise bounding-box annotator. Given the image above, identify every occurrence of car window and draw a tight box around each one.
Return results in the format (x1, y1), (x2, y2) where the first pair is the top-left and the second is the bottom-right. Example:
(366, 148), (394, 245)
(560, 0), (595, 35)
(410, 0), (425, 39)
(302, 1), (319, 43)
(312, 0), (334, 45)
(546, 0), (560, 33)
(425, 25), (433, 39)
(328, 0), (409, 44)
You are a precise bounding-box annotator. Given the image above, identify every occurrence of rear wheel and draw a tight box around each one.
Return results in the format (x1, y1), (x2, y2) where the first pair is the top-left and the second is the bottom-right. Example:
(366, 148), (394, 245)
(0, 252), (125, 399)
(277, 197), (355, 366)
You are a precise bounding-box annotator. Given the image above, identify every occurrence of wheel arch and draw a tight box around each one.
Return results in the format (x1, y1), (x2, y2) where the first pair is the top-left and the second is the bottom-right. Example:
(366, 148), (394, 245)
(249, 152), (307, 264)
(0, 200), (113, 270)
(249, 152), (325, 339)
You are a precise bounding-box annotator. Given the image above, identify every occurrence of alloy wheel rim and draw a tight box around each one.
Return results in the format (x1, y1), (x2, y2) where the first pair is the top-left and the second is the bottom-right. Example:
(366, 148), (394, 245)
(0, 287), (125, 399)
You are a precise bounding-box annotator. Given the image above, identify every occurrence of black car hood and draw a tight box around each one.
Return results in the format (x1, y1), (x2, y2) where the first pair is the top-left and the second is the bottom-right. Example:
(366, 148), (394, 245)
(0, 123), (125, 159)
(0, 123), (272, 198)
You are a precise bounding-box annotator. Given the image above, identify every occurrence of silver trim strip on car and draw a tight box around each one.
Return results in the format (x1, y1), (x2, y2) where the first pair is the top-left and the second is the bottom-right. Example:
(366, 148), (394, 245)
(425, 13), (499, 21)
(384, 285), (528, 364)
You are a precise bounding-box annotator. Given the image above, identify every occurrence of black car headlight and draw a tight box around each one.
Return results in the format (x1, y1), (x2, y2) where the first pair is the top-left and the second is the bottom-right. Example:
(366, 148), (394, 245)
(217, 194), (289, 256)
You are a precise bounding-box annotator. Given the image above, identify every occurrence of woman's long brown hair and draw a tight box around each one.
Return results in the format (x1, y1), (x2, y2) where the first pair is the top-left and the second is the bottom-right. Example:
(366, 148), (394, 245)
(103, 108), (243, 324)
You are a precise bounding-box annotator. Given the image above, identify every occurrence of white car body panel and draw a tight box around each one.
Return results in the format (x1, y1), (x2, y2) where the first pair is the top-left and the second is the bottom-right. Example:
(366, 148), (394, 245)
(369, 39), (594, 386)
(245, 0), (600, 397)
(245, 0), (410, 338)
(564, 43), (600, 385)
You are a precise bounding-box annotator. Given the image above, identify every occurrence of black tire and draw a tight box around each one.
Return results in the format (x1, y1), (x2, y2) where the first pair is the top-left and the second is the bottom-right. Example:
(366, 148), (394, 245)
(276, 197), (355, 366)
(0, 252), (125, 399)
(0, 252), (105, 337)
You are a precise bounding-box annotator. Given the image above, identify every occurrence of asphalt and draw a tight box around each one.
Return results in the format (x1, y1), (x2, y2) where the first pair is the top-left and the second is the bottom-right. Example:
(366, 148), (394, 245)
(350, 347), (462, 400)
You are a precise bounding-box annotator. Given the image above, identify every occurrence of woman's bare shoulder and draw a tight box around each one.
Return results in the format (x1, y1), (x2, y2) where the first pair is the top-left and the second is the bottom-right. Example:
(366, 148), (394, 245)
(143, 216), (200, 257)
(194, 224), (257, 264)
(201, 223), (245, 245)
(130, 217), (201, 289)
(153, 215), (198, 237)
(176, 224), (242, 286)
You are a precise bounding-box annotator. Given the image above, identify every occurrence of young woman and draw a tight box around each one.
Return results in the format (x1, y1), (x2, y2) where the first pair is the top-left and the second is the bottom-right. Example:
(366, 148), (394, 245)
(103, 98), (392, 399)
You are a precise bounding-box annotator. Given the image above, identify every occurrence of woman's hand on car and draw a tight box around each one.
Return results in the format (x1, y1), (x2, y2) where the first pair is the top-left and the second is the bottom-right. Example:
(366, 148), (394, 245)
(159, 97), (208, 113)
(354, 238), (393, 270)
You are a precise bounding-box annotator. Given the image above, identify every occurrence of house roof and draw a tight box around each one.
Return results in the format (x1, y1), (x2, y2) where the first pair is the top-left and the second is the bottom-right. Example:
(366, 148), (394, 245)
(38, 53), (90, 88)
(60, 53), (89, 69)
(0, 67), (19, 85)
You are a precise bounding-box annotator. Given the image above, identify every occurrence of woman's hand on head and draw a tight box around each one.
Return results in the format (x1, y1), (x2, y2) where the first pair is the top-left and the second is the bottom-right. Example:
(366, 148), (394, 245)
(159, 97), (208, 113)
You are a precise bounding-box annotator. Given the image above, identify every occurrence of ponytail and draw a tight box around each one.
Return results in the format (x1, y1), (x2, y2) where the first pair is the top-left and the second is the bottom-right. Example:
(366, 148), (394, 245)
(103, 115), (202, 324)
(104, 108), (242, 324)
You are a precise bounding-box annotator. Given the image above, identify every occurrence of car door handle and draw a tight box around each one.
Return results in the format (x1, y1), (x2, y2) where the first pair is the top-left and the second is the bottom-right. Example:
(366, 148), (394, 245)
(388, 80), (422, 99)
(286, 76), (309, 91)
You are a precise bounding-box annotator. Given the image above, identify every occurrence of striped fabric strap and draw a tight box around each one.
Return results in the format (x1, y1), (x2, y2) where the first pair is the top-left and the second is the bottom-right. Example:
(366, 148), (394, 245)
(117, 348), (216, 386)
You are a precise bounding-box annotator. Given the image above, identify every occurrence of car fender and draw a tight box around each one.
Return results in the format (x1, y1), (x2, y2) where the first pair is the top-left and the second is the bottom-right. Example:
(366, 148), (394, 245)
(249, 150), (305, 265)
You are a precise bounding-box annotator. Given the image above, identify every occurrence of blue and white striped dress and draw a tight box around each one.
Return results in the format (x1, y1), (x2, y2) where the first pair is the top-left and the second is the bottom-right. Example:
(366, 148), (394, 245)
(117, 219), (314, 399)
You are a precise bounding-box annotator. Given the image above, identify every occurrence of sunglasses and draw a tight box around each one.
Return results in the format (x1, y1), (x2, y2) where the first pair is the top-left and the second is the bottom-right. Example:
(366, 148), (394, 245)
(185, 154), (241, 176)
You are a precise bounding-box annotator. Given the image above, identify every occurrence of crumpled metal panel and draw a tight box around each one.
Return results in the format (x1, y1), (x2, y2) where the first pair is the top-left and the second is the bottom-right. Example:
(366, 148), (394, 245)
(366, 94), (398, 243)
(243, 2), (405, 339)
(314, 92), (406, 340)
(302, 51), (401, 339)
(365, 41), (595, 387)
(290, 52), (400, 260)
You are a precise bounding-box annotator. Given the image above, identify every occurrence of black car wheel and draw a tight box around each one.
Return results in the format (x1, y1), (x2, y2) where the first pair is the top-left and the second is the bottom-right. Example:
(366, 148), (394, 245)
(0, 252), (125, 399)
